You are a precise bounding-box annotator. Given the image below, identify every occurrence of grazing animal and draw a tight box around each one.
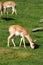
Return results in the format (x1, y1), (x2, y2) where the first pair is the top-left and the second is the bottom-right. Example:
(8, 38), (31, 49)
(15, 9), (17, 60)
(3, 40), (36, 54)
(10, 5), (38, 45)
(0, 2), (3, 15)
(7, 25), (35, 49)
(3, 1), (17, 14)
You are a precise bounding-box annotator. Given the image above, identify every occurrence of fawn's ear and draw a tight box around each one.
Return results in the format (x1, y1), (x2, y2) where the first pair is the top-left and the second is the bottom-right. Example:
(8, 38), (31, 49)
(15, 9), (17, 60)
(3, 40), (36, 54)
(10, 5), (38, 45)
(32, 40), (36, 43)
(33, 40), (36, 43)
(34, 40), (36, 42)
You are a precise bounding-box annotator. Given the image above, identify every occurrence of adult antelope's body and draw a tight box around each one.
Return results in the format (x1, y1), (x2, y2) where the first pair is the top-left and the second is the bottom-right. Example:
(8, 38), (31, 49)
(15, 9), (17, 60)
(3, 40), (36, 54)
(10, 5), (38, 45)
(3, 1), (17, 14)
(0, 2), (3, 15)
(8, 25), (35, 49)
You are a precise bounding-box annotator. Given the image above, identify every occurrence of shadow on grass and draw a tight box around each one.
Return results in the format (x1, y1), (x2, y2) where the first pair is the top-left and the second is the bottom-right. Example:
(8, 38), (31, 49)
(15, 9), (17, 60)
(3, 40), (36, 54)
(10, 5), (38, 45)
(35, 44), (40, 49)
(1, 17), (15, 21)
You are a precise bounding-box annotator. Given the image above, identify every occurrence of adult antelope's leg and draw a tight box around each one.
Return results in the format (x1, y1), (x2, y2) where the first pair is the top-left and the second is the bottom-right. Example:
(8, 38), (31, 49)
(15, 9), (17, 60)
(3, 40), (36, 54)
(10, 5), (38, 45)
(0, 7), (2, 15)
(1, 11), (2, 15)
(12, 7), (14, 14)
(11, 38), (16, 47)
(12, 7), (17, 15)
(7, 34), (14, 47)
(3, 7), (7, 14)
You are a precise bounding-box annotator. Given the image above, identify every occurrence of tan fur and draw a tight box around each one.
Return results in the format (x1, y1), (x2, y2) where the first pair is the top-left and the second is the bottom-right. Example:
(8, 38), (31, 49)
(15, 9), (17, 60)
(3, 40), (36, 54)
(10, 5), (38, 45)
(3, 1), (17, 14)
(8, 25), (35, 49)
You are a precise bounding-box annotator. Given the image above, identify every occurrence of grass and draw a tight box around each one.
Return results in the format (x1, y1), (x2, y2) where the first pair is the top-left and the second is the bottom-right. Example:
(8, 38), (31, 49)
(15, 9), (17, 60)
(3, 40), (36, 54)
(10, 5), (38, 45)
(0, 0), (43, 65)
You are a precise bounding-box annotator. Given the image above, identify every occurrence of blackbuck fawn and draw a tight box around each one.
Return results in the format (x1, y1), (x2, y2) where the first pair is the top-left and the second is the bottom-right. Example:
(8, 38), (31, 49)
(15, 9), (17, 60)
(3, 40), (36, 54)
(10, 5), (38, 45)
(3, 1), (17, 15)
(7, 25), (35, 49)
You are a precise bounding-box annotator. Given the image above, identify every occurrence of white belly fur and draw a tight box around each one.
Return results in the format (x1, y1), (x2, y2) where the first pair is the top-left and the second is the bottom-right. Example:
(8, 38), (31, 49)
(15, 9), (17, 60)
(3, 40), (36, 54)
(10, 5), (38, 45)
(15, 31), (23, 36)
(4, 6), (12, 8)
(7, 6), (12, 8)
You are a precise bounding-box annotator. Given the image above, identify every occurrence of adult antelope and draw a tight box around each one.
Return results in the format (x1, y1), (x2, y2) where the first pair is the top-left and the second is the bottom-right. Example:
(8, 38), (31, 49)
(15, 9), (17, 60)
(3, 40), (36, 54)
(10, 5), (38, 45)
(8, 25), (35, 49)
(3, 1), (17, 14)
(0, 2), (3, 15)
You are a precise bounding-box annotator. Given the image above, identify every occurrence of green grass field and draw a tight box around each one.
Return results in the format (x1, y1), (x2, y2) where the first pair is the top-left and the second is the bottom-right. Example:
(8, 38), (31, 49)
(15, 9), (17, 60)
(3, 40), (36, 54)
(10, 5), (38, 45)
(0, 0), (43, 65)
